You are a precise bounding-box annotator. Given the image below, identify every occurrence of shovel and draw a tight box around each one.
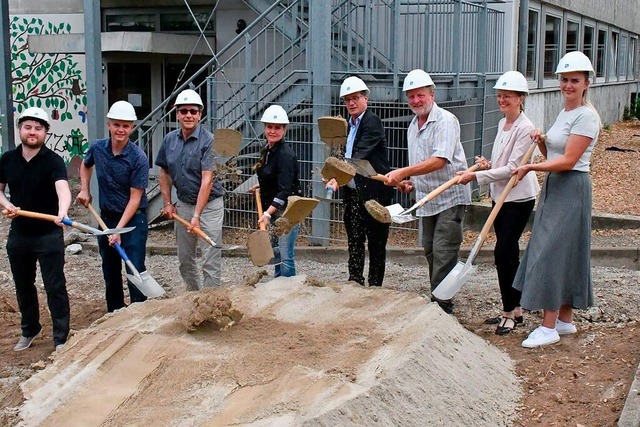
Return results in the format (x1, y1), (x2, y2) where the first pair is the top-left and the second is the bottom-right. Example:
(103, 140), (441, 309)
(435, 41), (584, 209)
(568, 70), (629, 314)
(213, 128), (242, 158)
(3, 209), (135, 236)
(247, 189), (275, 267)
(390, 164), (482, 222)
(319, 156), (355, 200)
(318, 116), (348, 147)
(432, 141), (539, 301)
(86, 204), (165, 298)
(346, 158), (389, 183)
(171, 212), (241, 251)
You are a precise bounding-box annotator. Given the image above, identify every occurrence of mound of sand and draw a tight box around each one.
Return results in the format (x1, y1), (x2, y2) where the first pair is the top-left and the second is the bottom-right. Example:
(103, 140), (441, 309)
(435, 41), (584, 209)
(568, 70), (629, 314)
(18, 276), (521, 426)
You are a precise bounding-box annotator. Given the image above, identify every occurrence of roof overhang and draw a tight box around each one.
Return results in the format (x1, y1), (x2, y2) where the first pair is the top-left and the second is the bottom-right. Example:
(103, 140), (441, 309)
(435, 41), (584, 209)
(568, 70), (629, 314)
(27, 31), (214, 55)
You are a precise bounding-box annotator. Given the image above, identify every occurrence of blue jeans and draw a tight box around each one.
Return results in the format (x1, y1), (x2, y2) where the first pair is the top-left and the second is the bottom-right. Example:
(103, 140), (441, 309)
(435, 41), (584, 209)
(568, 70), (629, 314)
(272, 223), (299, 278)
(98, 211), (148, 312)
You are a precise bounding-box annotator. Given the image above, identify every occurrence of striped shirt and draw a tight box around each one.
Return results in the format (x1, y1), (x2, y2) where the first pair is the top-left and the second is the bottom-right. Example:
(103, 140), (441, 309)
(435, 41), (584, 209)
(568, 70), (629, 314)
(407, 103), (471, 216)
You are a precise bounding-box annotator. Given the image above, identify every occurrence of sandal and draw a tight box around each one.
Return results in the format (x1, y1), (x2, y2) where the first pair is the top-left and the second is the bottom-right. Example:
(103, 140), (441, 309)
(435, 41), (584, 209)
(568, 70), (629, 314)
(495, 317), (516, 335)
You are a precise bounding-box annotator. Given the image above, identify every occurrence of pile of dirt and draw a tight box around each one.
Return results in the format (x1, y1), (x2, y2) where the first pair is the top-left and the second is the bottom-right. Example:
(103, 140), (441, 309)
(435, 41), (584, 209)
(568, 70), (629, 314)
(18, 277), (520, 426)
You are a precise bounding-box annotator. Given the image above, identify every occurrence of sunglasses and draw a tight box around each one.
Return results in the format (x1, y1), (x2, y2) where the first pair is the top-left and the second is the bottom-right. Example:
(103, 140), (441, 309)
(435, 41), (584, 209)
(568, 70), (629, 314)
(177, 108), (200, 115)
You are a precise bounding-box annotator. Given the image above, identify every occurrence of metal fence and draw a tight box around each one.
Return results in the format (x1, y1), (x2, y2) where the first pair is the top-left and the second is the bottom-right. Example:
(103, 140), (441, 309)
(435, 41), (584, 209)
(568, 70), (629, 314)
(216, 77), (503, 246)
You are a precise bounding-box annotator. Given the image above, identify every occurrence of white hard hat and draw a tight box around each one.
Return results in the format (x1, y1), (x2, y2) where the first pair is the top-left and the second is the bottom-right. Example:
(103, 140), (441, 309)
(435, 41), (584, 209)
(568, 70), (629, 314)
(260, 105), (289, 124)
(18, 107), (50, 126)
(493, 71), (529, 94)
(555, 51), (594, 74)
(340, 76), (369, 98)
(106, 101), (137, 121)
(402, 69), (434, 91)
(174, 89), (204, 108)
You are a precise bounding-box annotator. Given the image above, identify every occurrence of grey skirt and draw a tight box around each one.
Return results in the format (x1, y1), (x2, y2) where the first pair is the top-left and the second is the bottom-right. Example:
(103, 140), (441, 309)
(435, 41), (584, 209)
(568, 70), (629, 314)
(513, 171), (593, 310)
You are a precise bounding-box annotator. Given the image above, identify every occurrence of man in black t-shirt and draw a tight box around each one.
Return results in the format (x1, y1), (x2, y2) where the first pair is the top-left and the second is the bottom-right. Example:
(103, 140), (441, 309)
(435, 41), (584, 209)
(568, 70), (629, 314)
(0, 107), (72, 352)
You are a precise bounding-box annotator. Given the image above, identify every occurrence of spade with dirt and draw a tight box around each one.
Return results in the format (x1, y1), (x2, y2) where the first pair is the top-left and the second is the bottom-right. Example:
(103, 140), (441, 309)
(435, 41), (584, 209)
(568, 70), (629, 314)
(213, 128), (242, 158)
(247, 189), (275, 267)
(319, 156), (356, 200)
(318, 116), (348, 147)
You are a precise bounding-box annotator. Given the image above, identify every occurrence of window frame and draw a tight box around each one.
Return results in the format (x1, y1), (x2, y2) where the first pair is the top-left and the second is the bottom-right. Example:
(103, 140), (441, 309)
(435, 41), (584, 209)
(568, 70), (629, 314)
(563, 14), (581, 55)
(525, 7), (541, 87)
(541, 6), (563, 88)
(595, 24), (608, 83)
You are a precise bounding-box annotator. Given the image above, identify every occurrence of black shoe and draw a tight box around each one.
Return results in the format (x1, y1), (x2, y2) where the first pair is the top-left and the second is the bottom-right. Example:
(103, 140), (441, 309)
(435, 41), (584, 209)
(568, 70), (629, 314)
(431, 297), (454, 314)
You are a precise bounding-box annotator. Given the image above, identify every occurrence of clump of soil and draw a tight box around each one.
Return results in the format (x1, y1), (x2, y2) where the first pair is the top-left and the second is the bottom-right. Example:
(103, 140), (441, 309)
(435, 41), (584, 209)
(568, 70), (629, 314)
(365, 199), (391, 223)
(242, 270), (269, 287)
(273, 216), (293, 236)
(182, 289), (243, 332)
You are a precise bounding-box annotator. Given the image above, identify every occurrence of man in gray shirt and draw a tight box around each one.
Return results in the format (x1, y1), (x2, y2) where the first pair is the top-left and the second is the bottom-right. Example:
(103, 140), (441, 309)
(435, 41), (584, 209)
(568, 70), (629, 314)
(156, 89), (224, 290)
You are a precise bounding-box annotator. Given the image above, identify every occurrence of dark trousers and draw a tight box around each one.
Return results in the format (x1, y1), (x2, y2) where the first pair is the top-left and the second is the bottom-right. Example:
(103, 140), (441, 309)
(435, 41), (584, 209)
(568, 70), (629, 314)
(7, 229), (70, 346)
(343, 188), (390, 286)
(421, 205), (466, 292)
(493, 199), (535, 312)
(97, 211), (148, 312)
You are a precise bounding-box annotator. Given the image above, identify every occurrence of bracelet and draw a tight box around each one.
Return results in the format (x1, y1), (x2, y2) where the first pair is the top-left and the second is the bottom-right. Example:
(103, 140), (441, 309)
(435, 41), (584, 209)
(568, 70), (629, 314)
(193, 213), (200, 219)
(263, 211), (271, 219)
(164, 201), (172, 207)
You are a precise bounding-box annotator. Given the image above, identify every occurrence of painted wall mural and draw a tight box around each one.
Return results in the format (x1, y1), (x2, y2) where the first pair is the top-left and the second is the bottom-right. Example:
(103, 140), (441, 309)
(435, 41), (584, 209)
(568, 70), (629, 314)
(7, 14), (88, 173)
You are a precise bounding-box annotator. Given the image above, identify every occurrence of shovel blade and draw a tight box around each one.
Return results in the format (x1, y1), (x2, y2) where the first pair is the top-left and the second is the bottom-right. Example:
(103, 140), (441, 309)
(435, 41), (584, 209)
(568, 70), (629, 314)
(346, 158), (378, 177)
(126, 270), (165, 298)
(247, 230), (274, 266)
(431, 261), (477, 301)
(384, 204), (419, 224)
(213, 128), (242, 157)
(103, 226), (136, 235)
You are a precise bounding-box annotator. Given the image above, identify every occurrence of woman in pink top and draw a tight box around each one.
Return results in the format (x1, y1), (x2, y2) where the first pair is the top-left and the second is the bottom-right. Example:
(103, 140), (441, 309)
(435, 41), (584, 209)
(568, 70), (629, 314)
(458, 71), (540, 335)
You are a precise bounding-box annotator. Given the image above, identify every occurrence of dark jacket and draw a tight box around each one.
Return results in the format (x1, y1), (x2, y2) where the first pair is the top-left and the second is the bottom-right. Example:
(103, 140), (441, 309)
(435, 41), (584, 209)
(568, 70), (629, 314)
(350, 108), (393, 204)
(255, 139), (301, 212)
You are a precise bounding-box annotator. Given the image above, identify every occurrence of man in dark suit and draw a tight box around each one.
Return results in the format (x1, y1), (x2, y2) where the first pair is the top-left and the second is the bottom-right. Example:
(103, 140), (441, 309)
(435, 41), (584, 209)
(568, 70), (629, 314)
(327, 76), (393, 286)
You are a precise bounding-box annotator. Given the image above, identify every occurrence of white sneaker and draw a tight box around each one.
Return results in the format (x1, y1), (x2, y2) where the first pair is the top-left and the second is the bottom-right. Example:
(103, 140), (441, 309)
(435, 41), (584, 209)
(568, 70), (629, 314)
(13, 330), (41, 352)
(522, 326), (560, 348)
(556, 319), (577, 335)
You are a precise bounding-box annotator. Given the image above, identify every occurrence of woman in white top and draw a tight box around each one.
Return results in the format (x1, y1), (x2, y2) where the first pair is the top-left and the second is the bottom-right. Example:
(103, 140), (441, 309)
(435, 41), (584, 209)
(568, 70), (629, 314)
(511, 51), (601, 349)
(458, 71), (540, 335)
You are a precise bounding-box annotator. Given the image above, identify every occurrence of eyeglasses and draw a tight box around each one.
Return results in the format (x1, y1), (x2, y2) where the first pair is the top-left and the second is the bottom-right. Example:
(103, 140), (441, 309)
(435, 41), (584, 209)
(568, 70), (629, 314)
(177, 108), (200, 115)
(343, 94), (364, 105)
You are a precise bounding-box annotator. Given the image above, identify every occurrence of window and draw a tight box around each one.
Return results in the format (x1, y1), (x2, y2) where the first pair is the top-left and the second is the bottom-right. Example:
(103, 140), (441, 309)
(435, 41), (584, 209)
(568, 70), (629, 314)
(104, 8), (215, 36)
(583, 25), (595, 64)
(596, 29), (607, 78)
(543, 15), (561, 79)
(566, 21), (579, 53)
(618, 35), (628, 79)
(609, 30), (619, 79)
(526, 10), (539, 80)
(106, 14), (156, 32)
(628, 37), (637, 79)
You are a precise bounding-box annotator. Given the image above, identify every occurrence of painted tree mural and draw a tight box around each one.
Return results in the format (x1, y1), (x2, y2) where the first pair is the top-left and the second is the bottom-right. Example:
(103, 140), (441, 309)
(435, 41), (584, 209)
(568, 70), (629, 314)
(9, 16), (89, 165)
(11, 17), (87, 119)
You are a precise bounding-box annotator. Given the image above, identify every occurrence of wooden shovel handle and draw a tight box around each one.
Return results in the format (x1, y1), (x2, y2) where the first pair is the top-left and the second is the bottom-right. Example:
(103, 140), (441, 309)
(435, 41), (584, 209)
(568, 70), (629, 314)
(7, 209), (58, 222)
(371, 174), (389, 183)
(478, 141), (538, 238)
(419, 164), (481, 206)
(254, 188), (267, 231)
(86, 203), (109, 230)
(171, 213), (216, 246)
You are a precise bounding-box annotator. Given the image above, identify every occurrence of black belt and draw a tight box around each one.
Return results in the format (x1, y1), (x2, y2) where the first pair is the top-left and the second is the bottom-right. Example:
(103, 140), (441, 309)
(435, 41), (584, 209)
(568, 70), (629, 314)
(101, 209), (146, 221)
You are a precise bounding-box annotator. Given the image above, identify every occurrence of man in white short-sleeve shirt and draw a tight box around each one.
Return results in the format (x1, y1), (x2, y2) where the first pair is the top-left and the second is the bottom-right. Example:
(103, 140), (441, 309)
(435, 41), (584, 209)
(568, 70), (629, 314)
(386, 69), (471, 313)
